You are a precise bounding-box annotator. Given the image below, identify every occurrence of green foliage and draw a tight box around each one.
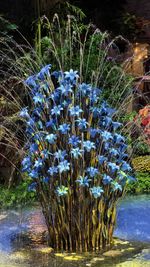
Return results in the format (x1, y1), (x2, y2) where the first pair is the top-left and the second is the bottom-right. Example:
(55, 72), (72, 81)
(0, 16), (17, 35)
(0, 178), (36, 209)
(127, 172), (150, 194)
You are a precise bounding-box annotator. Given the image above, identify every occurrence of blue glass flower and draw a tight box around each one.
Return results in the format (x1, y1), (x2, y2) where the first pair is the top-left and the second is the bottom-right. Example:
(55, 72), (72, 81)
(69, 106), (83, 117)
(34, 158), (43, 169)
(64, 69), (79, 81)
(109, 148), (119, 157)
(83, 141), (96, 152)
(45, 134), (57, 144)
(78, 83), (91, 96)
(54, 150), (67, 161)
(101, 131), (113, 141)
(48, 166), (58, 176)
(114, 133), (125, 143)
(86, 167), (99, 177)
(111, 181), (122, 192)
(51, 105), (63, 116)
(69, 135), (81, 147)
(57, 84), (72, 95)
(41, 149), (51, 159)
(25, 75), (37, 88)
(37, 64), (51, 80)
(46, 119), (56, 129)
(33, 93), (45, 104)
(121, 161), (132, 172)
(76, 176), (91, 187)
(108, 162), (119, 173)
(58, 123), (70, 134)
(98, 155), (108, 164)
(29, 143), (38, 153)
(89, 128), (99, 138)
(58, 160), (70, 173)
(20, 107), (30, 119)
(90, 186), (104, 198)
(22, 156), (31, 172)
(77, 118), (89, 130)
(29, 169), (39, 179)
(103, 174), (112, 185)
(71, 148), (83, 159)
(56, 185), (68, 196)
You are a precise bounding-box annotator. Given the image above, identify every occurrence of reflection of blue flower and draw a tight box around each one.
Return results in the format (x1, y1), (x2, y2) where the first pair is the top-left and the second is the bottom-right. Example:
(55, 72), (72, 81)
(58, 160), (70, 173)
(83, 141), (96, 152)
(51, 105), (63, 116)
(20, 107), (30, 118)
(90, 186), (104, 198)
(64, 69), (79, 81)
(71, 148), (83, 159)
(56, 185), (68, 196)
(48, 166), (58, 176)
(69, 106), (83, 117)
(103, 174), (112, 185)
(69, 135), (81, 147)
(76, 176), (91, 187)
(54, 150), (67, 161)
(98, 155), (108, 164)
(77, 118), (89, 130)
(87, 167), (99, 177)
(58, 123), (70, 134)
(45, 134), (57, 144)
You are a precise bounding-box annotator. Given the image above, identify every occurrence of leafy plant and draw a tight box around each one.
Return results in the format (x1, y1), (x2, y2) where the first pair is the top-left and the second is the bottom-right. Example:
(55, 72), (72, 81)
(127, 172), (150, 194)
(132, 155), (150, 173)
(20, 65), (135, 252)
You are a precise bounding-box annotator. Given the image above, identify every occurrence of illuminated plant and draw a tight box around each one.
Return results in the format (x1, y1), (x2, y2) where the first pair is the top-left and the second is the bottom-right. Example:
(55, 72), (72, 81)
(21, 65), (134, 252)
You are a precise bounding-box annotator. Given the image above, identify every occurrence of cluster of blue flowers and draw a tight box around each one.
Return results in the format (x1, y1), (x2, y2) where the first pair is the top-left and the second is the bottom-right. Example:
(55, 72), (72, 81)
(21, 64), (135, 199)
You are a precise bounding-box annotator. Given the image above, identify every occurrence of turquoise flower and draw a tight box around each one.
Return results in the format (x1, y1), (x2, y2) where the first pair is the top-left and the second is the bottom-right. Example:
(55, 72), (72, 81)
(83, 141), (96, 152)
(51, 105), (63, 116)
(90, 186), (104, 198)
(54, 150), (67, 160)
(45, 134), (57, 144)
(64, 69), (79, 81)
(58, 160), (70, 173)
(71, 148), (83, 159)
(56, 185), (68, 196)
(76, 176), (91, 187)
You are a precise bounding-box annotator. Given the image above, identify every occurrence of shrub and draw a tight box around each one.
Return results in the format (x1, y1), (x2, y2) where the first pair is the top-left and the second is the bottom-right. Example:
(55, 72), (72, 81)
(132, 156), (150, 173)
(127, 172), (150, 194)
(20, 65), (134, 252)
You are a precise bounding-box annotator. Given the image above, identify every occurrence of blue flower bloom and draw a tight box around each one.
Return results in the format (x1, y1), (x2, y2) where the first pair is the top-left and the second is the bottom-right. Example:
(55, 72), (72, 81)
(20, 107), (30, 119)
(43, 177), (50, 183)
(101, 131), (113, 141)
(56, 185), (68, 196)
(54, 150), (67, 161)
(22, 156), (31, 172)
(48, 166), (58, 176)
(57, 84), (73, 95)
(29, 143), (38, 153)
(101, 116), (112, 128)
(45, 134), (57, 144)
(64, 69), (79, 81)
(34, 158), (43, 169)
(103, 174), (113, 185)
(28, 182), (37, 192)
(71, 148), (83, 159)
(79, 83), (91, 96)
(76, 176), (91, 187)
(90, 186), (104, 198)
(51, 105), (63, 116)
(112, 121), (122, 130)
(69, 135), (81, 147)
(33, 93), (45, 104)
(58, 160), (70, 173)
(29, 169), (39, 179)
(109, 148), (119, 157)
(25, 75), (37, 88)
(37, 64), (51, 80)
(69, 106), (83, 117)
(89, 128), (99, 138)
(77, 118), (89, 130)
(111, 181), (122, 192)
(50, 91), (60, 102)
(58, 123), (70, 134)
(41, 149), (51, 159)
(121, 161), (132, 171)
(86, 167), (99, 177)
(83, 141), (96, 152)
(108, 162), (119, 173)
(114, 133), (125, 143)
(46, 119), (56, 129)
(98, 155), (108, 164)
